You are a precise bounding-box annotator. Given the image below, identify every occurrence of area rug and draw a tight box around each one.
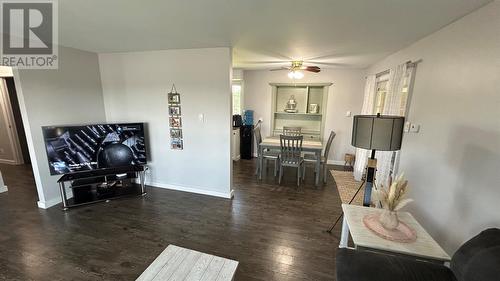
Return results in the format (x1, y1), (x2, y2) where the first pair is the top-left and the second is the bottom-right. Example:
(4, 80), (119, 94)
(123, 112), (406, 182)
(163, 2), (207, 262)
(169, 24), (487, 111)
(330, 170), (364, 206)
(136, 245), (238, 281)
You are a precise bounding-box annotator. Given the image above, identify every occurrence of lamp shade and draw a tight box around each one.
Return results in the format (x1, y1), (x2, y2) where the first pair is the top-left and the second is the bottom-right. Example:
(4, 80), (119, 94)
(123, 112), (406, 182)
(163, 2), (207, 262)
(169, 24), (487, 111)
(351, 115), (405, 151)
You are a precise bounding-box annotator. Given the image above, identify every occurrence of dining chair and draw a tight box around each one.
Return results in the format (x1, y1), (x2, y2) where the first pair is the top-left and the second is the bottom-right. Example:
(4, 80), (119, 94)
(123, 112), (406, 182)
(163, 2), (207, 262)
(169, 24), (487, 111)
(304, 131), (336, 184)
(282, 126), (302, 136)
(279, 135), (305, 187)
(254, 124), (280, 177)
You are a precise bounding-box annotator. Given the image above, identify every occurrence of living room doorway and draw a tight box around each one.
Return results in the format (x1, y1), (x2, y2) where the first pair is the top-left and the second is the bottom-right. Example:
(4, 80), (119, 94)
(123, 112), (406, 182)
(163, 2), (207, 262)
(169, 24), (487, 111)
(0, 74), (30, 165)
(0, 67), (34, 196)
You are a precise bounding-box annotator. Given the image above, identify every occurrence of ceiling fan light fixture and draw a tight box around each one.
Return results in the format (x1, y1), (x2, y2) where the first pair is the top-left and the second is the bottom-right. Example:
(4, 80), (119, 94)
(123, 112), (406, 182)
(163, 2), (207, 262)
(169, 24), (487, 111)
(288, 70), (304, 79)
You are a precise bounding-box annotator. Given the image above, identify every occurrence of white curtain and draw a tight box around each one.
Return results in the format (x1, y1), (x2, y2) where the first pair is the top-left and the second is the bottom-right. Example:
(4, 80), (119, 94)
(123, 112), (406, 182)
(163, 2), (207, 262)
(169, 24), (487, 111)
(375, 63), (412, 187)
(354, 64), (414, 186)
(353, 75), (376, 181)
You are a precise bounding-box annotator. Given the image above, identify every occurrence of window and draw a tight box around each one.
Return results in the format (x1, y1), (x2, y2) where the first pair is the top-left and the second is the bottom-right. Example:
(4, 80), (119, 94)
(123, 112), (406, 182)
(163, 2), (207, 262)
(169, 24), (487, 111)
(232, 81), (242, 115)
(373, 70), (413, 116)
(374, 80), (388, 114)
(399, 73), (410, 116)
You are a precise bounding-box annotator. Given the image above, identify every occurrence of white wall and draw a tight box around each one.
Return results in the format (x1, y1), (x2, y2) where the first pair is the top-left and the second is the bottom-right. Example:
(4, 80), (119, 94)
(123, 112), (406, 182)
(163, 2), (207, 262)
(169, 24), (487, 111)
(14, 46), (106, 208)
(243, 68), (365, 163)
(99, 48), (233, 198)
(0, 66), (13, 77)
(367, 1), (500, 253)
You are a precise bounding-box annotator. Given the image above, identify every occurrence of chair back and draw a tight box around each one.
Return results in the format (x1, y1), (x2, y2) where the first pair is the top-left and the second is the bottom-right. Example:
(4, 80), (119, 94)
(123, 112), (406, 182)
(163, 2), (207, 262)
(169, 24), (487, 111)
(323, 131), (336, 158)
(283, 126), (302, 136)
(280, 135), (303, 164)
(254, 125), (263, 156)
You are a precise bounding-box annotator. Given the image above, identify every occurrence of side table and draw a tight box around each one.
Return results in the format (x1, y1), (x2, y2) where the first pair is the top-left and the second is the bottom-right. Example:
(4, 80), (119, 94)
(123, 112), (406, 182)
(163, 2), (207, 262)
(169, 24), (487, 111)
(340, 204), (451, 263)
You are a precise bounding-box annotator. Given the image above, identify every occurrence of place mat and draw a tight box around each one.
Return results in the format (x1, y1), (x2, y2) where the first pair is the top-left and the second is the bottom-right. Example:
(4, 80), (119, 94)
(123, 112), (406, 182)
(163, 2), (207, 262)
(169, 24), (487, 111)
(363, 214), (417, 243)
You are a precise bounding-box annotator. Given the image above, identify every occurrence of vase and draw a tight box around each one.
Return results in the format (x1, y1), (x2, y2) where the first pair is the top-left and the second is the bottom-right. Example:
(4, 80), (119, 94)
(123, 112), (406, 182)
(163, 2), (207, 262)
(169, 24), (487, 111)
(379, 210), (399, 230)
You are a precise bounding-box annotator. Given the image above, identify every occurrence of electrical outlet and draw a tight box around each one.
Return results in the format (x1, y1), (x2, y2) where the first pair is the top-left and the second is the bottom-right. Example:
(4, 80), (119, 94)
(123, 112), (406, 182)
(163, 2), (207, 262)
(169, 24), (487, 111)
(346, 111), (352, 117)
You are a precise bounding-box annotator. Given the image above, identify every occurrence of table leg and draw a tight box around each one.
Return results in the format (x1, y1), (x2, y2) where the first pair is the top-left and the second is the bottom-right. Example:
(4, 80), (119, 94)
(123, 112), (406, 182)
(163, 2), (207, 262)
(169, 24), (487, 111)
(315, 151), (321, 186)
(258, 145), (264, 180)
(59, 182), (68, 210)
(139, 170), (146, 194)
(339, 215), (349, 248)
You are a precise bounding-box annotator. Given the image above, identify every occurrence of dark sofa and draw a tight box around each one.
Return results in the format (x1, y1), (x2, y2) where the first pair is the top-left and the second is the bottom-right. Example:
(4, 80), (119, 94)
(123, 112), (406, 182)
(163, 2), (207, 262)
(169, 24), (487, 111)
(336, 228), (500, 281)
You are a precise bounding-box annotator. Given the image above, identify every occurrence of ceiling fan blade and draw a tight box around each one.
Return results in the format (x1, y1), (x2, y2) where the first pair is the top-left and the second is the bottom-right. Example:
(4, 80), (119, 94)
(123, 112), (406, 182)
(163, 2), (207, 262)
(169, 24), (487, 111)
(270, 67), (290, 71)
(303, 61), (345, 67)
(302, 66), (321, 73)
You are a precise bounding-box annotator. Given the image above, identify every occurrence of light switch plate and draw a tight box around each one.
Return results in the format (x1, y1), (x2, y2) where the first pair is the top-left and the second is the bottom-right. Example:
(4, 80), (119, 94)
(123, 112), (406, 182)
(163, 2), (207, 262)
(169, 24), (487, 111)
(346, 111), (352, 117)
(410, 123), (420, 133)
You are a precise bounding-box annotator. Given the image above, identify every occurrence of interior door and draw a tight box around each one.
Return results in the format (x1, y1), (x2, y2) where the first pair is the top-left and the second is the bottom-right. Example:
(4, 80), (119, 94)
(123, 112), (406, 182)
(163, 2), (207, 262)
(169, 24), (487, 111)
(0, 78), (23, 164)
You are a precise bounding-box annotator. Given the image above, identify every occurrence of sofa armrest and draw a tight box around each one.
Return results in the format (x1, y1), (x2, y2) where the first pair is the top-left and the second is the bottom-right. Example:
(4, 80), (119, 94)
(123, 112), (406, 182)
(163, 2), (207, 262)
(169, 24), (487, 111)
(336, 248), (456, 281)
(451, 228), (500, 281)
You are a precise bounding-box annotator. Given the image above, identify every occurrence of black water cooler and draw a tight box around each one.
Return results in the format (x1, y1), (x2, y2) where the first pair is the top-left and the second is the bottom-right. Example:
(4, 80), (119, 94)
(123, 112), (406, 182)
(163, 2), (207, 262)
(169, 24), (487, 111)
(240, 125), (253, 159)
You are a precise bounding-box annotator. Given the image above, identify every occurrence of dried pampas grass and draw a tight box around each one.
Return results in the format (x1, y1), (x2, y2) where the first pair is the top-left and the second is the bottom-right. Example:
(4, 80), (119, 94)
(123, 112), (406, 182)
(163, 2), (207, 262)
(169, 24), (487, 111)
(374, 173), (413, 211)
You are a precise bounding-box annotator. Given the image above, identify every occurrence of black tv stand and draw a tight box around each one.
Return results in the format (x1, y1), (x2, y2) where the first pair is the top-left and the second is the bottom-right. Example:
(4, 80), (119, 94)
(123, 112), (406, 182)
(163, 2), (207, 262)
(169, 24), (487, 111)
(57, 165), (146, 210)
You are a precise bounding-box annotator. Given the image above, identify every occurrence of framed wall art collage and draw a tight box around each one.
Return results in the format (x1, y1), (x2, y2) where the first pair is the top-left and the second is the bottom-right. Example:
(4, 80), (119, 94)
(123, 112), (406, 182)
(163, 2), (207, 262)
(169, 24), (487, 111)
(168, 84), (183, 150)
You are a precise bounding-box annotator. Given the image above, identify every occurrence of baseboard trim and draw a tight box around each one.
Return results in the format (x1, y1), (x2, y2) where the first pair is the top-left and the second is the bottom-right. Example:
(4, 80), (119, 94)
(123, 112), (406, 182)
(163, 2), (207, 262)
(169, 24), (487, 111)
(0, 185), (7, 193)
(37, 197), (62, 209)
(145, 181), (233, 199)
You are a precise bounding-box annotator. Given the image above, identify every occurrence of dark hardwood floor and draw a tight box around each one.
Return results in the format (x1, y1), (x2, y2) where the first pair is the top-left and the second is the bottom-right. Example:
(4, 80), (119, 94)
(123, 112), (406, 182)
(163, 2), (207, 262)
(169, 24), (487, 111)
(0, 160), (345, 281)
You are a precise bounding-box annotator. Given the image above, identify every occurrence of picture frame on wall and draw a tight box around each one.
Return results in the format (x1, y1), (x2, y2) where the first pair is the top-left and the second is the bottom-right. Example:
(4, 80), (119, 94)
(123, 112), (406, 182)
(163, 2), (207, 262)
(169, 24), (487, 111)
(169, 106), (181, 116)
(168, 92), (181, 104)
(170, 128), (182, 138)
(169, 117), (182, 128)
(171, 138), (183, 150)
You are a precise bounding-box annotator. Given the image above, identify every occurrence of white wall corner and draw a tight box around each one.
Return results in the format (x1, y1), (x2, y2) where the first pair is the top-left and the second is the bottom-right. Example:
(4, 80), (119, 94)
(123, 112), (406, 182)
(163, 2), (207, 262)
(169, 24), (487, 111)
(37, 197), (62, 209)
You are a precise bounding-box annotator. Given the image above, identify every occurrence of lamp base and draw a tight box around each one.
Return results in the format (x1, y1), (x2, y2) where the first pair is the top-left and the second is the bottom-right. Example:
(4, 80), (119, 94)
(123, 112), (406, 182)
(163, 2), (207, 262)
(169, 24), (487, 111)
(363, 151), (377, 207)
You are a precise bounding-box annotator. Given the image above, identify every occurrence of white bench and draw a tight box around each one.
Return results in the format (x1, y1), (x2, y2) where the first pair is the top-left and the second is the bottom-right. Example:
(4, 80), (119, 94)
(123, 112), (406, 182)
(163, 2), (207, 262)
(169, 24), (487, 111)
(136, 245), (238, 281)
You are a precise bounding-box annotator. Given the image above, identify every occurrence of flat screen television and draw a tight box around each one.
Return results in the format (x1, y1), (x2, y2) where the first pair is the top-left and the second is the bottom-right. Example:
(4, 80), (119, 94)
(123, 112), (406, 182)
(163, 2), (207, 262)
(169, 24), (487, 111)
(42, 123), (147, 175)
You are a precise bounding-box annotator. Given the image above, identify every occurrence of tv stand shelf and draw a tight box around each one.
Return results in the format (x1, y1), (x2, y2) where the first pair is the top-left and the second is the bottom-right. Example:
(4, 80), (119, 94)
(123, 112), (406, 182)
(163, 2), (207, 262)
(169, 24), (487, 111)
(57, 165), (146, 210)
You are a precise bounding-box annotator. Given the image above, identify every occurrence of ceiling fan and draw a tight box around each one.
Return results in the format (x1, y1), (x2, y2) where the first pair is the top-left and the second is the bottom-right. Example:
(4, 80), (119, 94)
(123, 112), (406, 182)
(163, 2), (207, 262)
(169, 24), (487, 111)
(270, 61), (321, 79)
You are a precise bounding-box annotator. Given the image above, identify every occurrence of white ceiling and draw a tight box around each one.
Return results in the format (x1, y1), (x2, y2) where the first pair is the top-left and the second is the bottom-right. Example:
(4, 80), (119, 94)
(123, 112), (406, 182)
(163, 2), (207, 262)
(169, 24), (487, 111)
(59, 0), (492, 69)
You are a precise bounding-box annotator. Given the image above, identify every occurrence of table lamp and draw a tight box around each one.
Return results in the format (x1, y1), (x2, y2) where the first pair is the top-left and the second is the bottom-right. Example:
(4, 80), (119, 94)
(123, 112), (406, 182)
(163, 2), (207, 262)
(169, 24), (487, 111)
(351, 113), (405, 206)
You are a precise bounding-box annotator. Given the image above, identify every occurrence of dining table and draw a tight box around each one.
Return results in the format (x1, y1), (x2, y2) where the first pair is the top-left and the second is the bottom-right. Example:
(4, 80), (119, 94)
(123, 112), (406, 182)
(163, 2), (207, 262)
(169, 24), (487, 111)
(258, 136), (324, 186)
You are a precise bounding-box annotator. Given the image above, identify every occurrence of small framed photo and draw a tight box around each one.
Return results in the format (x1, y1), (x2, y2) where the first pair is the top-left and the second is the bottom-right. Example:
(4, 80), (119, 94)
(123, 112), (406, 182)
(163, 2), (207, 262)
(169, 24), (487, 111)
(169, 106), (181, 116)
(169, 117), (182, 128)
(170, 128), (182, 139)
(309, 103), (319, 114)
(168, 93), (181, 104)
(171, 138), (183, 150)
